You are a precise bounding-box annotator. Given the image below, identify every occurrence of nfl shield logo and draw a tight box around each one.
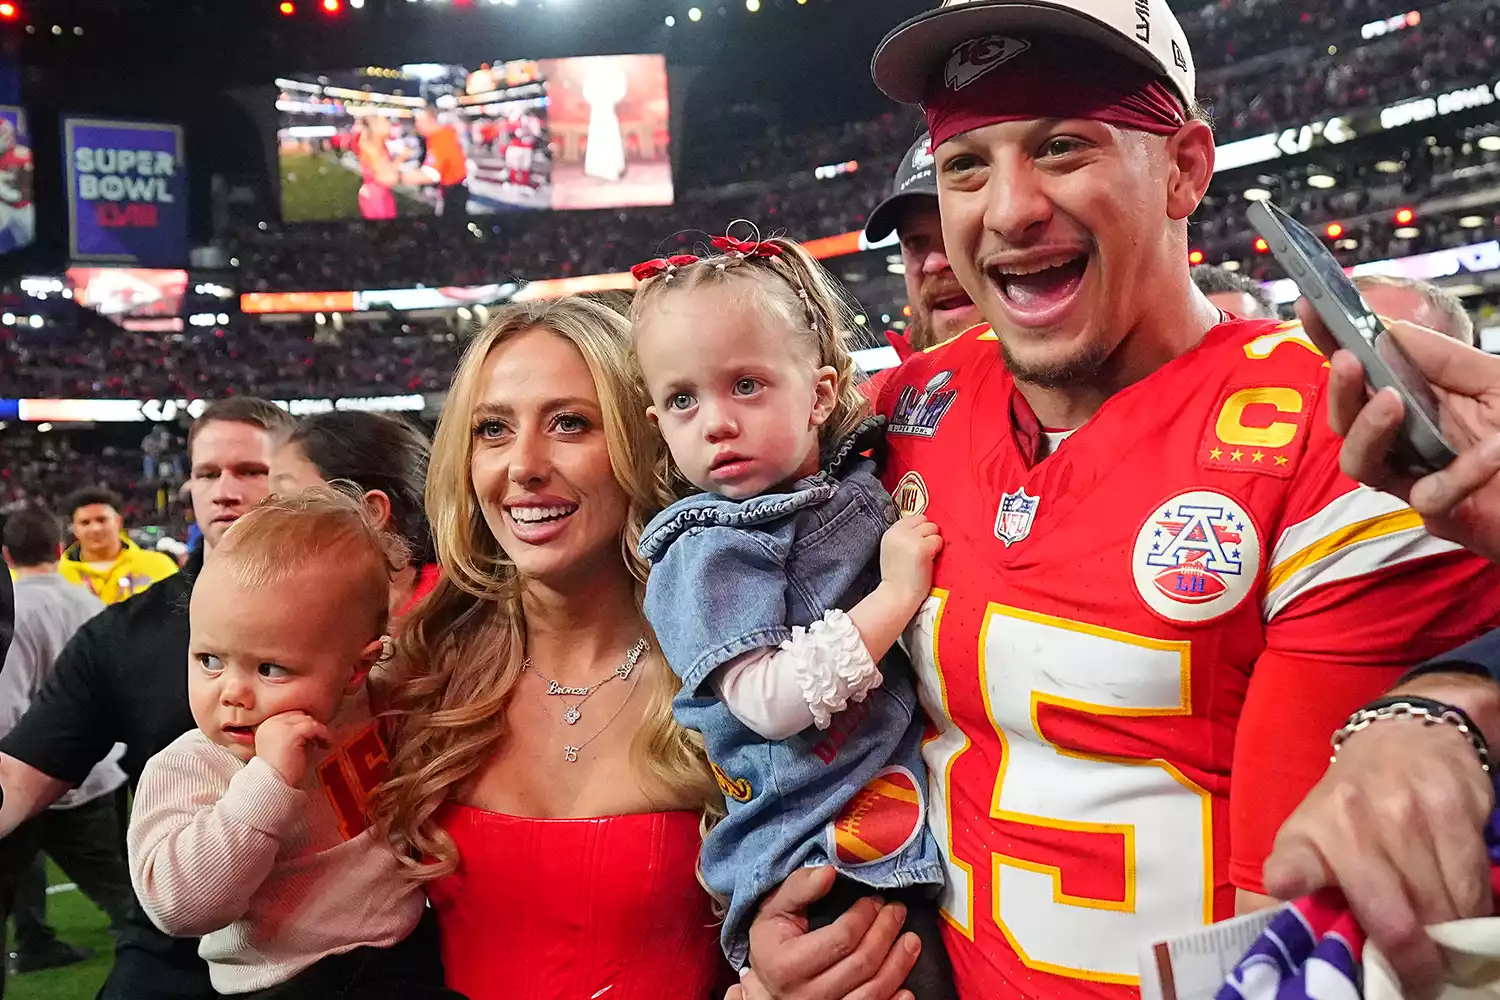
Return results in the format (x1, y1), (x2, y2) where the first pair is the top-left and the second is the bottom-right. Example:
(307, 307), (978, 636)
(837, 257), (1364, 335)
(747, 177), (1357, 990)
(994, 488), (1039, 547)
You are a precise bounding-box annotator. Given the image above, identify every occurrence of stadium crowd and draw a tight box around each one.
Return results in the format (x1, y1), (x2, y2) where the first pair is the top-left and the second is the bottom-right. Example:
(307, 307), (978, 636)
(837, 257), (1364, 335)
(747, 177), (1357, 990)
(2, 319), (462, 400)
(0, 426), (189, 532)
(227, 0), (1500, 294)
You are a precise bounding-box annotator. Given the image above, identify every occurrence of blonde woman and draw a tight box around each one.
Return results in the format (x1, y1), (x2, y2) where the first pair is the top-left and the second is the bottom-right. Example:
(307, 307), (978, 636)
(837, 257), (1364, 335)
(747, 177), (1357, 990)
(371, 298), (727, 1000)
(354, 115), (398, 221)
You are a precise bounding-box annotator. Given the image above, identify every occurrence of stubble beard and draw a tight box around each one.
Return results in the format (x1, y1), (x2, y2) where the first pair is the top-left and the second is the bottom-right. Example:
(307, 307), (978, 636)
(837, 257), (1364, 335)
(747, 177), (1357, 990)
(999, 336), (1112, 391)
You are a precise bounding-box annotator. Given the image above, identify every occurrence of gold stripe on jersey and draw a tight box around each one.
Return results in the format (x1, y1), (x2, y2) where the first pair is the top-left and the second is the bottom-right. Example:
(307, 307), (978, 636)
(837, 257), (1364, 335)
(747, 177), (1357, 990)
(1263, 488), (1460, 618)
(922, 323), (997, 355)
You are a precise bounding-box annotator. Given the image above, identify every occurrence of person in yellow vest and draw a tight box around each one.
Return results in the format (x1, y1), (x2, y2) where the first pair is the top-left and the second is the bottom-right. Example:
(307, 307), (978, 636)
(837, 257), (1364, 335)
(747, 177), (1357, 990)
(57, 488), (178, 605)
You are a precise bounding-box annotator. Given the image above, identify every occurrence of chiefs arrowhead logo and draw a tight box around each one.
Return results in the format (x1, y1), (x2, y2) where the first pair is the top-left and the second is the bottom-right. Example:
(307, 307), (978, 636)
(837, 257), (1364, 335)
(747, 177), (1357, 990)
(944, 36), (1030, 91)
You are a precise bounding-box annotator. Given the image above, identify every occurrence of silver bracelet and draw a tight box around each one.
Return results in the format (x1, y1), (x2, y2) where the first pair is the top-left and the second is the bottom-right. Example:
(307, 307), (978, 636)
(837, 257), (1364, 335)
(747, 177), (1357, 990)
(1330, 698), (1492, 773)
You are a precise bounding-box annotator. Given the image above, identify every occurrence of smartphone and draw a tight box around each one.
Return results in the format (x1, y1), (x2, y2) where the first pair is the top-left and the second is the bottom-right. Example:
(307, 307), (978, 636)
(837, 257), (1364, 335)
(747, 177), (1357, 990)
(1247, 199), (1457, 474)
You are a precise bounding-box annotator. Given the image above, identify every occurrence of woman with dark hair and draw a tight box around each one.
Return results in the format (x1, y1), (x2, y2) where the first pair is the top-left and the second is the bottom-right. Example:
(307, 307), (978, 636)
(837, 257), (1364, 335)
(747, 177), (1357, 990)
(270, 411), (440, 617)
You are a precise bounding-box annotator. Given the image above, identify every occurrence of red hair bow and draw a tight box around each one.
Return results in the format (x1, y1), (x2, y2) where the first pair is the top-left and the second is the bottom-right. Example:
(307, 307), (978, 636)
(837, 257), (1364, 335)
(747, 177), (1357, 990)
(710, 235), (782, 259)
(631, 254), (700, 282)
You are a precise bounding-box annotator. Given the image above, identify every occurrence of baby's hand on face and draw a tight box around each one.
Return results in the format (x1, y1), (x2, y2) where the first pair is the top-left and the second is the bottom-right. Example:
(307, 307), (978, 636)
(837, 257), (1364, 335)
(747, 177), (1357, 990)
(879, 513), (943, 608)
(253, 711), (332, 787)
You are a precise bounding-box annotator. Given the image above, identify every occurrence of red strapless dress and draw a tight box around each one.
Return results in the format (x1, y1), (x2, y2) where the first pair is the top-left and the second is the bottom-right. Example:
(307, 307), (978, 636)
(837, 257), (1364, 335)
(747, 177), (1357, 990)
(427, 803), (729, 1000)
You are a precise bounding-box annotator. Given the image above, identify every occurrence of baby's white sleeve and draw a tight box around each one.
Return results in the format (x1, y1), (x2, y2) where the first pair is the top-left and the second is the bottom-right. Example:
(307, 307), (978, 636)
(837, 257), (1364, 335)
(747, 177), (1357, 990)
(712, 609), (883, 741)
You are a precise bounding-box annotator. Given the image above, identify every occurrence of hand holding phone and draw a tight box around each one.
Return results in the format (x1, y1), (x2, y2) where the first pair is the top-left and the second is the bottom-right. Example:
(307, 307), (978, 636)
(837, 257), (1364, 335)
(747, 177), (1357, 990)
(1247, 199), (1457, 475)
(1298, 300), (1500, 565)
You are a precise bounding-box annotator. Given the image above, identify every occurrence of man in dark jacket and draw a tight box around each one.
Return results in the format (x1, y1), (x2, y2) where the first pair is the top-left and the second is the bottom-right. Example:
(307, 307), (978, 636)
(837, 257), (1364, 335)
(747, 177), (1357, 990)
(0, 397), (293, 1000)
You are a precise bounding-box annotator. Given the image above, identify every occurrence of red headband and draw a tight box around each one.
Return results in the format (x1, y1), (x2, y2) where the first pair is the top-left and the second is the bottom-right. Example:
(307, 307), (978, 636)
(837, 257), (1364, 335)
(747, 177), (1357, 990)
(922, 34), (1186, 149)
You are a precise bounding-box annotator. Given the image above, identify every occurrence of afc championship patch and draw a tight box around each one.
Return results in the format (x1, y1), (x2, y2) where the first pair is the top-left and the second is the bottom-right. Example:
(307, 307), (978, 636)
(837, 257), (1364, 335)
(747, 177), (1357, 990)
(888, 370), (958, 438)
(893, 471), (929, 517)
(1132, 489), (1261, 624)
(827, 766), (925, 868)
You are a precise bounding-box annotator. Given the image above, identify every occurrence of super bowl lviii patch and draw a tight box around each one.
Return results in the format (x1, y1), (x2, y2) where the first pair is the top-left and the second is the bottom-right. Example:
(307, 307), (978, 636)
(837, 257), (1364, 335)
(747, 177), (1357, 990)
(1132, 490), (1261, 624)
(889, 370), (958, 438)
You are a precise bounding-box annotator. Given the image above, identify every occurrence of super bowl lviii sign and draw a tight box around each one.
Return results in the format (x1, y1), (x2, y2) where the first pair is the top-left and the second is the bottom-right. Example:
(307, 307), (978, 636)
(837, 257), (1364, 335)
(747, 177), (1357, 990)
(64, 117), (187, 265)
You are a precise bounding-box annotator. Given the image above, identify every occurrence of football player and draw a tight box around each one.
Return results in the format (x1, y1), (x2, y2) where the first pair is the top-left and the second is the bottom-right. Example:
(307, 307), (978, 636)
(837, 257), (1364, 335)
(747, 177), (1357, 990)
(0, 115), (35, 252)
(730, 1), (1500, 998)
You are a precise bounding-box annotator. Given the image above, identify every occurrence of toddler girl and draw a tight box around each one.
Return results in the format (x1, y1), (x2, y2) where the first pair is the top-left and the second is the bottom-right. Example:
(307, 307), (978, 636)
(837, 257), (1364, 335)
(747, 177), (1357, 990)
(631, 231), (954, 997)
(128, 489), (460, 999)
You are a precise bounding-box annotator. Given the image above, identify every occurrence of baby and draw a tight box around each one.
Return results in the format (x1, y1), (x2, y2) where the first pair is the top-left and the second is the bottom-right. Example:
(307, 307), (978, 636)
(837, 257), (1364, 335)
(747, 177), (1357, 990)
(631, 232), (955, 997)
(127, 489), (458, 999)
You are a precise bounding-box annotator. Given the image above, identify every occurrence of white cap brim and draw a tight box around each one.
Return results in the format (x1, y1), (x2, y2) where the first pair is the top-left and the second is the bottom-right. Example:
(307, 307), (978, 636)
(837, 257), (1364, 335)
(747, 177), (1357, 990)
(872, 0), (1190, 107)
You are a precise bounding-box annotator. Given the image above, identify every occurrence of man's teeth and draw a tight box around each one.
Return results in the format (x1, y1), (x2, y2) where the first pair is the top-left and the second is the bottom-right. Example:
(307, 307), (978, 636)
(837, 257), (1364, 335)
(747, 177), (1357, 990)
(994, 257), (1080, 276)
(510, 506), (574, 524)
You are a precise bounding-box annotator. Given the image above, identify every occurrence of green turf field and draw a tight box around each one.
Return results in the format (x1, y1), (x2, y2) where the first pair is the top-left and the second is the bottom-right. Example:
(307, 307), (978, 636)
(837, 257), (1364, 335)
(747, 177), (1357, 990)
(279, 151), (432, 222)
(7, 861), (114, 1000)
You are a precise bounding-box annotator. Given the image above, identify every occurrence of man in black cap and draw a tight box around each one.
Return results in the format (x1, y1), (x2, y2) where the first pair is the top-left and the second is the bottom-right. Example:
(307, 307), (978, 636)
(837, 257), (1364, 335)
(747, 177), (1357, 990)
(865, 133), (982, 353)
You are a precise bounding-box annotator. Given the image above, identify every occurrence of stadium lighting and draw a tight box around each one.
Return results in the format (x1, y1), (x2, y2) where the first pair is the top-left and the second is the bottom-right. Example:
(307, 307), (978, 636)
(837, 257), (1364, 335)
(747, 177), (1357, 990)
(0, 4), (18, 20)
(279, 0), (295, 13)
(688, 6), (701, 19)
(1394, 207), (1415, 225)
(1188, 249), (1204, 265)
(1242, 187), (1271, 202)
(1254, 237), (1269, 253)
(1460, 215), (1486, 228)
(1394, 226), (1421, 240)
(1325, 222), (1344, 239)
(1307, 173), (1337, 189)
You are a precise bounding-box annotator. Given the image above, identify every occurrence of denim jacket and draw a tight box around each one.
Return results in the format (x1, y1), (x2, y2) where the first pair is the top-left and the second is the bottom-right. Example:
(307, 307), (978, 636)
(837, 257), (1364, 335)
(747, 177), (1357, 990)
(639, 418), (943, 968)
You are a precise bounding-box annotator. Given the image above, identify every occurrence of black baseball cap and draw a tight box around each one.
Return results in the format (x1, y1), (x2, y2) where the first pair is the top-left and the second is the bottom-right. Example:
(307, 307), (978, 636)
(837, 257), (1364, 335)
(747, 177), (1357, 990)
(863, 133), (938, 244)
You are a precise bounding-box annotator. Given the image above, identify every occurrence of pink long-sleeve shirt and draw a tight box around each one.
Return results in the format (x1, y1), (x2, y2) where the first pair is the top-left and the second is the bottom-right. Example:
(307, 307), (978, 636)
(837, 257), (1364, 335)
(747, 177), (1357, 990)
(127, 690), (422, 994)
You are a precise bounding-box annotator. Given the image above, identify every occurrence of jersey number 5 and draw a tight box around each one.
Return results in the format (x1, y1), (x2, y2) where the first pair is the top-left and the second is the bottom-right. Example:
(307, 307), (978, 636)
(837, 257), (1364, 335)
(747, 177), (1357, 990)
(908, 591), (1213, 984)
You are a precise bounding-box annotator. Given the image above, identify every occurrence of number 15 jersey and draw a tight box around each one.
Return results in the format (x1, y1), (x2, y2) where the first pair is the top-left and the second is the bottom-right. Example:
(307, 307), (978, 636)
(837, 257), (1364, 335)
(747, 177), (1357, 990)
(868, 318), (1500, 999)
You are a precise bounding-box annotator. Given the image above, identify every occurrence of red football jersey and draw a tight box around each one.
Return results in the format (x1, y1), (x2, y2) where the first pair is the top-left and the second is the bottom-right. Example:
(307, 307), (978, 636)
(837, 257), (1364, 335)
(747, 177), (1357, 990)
(0, 146), (31, 207)
(870, 319), (1500, 999)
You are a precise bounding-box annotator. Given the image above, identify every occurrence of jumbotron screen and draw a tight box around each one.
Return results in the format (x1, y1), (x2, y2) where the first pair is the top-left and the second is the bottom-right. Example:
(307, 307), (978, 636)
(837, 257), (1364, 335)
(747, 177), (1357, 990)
(276, 55), (672, 222)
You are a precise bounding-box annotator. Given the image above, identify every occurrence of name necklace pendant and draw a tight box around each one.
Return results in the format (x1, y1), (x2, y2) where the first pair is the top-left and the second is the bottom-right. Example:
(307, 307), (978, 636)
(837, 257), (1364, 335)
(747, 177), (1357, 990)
(523, 636), (648, 727)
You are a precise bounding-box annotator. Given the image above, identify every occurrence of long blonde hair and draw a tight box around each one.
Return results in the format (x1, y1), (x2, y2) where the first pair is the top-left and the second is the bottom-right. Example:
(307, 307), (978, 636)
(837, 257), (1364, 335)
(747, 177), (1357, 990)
(370, 297), (719, 879)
